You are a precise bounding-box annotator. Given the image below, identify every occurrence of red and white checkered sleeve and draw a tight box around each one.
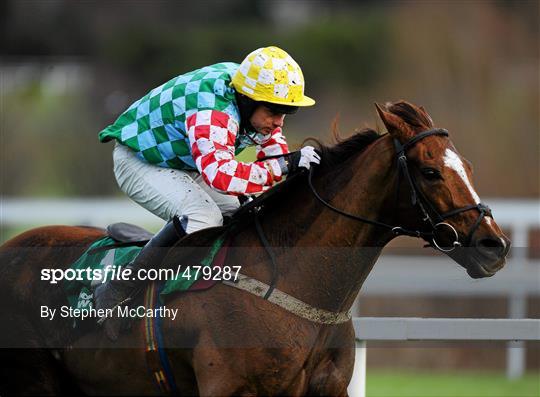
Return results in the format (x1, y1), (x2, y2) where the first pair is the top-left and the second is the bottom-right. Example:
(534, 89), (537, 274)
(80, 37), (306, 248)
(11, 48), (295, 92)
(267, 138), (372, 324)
(186, 110), (283, 196)
(256, 127), (290, 160)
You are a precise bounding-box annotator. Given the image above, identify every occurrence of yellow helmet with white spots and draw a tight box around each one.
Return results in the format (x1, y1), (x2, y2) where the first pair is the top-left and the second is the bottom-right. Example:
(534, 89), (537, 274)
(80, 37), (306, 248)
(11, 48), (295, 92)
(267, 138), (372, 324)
(231, 46), (315, 107)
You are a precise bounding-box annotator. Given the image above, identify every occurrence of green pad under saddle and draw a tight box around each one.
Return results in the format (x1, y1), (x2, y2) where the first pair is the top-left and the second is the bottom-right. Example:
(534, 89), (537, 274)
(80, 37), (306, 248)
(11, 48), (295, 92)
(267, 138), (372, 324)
(63, 235), (227, 319)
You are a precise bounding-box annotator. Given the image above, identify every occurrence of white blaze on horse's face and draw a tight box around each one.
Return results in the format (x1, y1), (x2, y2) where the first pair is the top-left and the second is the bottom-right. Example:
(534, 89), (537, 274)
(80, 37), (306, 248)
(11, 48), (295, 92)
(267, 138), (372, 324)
(443, 148), (493, 226)
(443, 149), (479, 202)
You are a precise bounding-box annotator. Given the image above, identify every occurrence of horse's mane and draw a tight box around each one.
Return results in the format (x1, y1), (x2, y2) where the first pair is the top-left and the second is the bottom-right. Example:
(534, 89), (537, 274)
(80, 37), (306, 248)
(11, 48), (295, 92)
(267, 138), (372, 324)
(308, 128), (382, 169)
(306, 100), (433, 169)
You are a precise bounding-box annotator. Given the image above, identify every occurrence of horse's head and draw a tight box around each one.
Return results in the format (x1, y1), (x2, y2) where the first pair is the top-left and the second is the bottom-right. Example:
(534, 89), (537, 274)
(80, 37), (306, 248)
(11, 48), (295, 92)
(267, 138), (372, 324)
(375, 101), (510, 278)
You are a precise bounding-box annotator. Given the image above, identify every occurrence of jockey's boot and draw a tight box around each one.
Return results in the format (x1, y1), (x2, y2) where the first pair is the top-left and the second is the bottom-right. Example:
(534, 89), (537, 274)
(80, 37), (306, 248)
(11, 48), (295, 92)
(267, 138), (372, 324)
(94, 216), (188, 340)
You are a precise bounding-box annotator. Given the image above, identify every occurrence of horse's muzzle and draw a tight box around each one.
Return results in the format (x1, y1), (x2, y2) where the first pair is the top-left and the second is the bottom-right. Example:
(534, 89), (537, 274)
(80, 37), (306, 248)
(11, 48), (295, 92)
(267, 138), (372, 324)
(475, 235), (511, 262)
(465, 235), (511, 278)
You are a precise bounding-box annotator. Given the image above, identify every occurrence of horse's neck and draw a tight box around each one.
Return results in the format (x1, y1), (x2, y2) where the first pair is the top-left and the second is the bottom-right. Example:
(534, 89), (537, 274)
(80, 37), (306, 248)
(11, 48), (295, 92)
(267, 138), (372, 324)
(256, 136), (398, 313)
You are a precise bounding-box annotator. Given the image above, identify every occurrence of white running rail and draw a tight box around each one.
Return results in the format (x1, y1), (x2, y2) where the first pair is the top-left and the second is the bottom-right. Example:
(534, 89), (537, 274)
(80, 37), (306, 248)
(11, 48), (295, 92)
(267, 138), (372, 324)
(348, 317), (540, 397)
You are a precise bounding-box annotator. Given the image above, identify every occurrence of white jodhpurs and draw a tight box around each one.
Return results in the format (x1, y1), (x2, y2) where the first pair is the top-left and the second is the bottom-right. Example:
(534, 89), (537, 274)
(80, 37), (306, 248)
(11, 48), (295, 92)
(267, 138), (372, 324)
(112, 143), (240, 234)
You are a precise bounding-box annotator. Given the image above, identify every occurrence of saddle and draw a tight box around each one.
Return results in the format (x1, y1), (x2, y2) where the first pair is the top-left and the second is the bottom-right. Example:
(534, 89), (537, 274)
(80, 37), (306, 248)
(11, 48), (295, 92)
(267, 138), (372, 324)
(106, 222), (154, 244)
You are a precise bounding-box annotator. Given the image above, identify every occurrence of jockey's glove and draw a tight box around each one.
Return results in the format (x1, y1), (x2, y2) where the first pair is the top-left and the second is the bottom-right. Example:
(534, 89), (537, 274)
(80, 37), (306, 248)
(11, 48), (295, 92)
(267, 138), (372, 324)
(278, 146), (321, 175)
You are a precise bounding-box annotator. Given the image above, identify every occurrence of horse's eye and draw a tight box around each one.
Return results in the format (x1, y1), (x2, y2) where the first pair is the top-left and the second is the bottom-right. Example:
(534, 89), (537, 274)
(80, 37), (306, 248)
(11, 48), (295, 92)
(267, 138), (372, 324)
(421, 167), (442, 180)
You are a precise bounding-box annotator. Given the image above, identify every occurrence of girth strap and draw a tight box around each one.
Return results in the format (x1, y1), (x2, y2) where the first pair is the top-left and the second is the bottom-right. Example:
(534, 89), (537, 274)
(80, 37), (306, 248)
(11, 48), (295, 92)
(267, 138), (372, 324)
(143, 282), (179, 395)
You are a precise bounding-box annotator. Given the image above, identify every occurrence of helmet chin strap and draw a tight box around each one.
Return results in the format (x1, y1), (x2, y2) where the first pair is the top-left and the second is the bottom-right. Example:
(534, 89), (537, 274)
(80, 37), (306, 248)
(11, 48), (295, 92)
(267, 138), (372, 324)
(235, 92), (258, 134)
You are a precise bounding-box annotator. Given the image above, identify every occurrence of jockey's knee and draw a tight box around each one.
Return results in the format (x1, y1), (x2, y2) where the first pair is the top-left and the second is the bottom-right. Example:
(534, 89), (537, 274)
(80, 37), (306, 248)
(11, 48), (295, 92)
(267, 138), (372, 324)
(183, 209), (223, 234)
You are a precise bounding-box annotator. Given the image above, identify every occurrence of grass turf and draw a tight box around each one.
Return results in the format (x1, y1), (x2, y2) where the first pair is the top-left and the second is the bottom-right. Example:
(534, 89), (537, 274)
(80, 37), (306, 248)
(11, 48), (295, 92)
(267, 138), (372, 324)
(363, 370), (539, 397)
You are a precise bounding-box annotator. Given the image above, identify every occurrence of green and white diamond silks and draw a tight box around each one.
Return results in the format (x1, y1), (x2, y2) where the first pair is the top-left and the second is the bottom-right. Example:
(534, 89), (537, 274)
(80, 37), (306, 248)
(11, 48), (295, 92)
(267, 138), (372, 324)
(99, 62), (250, 170)
(63, 237), (141, 327)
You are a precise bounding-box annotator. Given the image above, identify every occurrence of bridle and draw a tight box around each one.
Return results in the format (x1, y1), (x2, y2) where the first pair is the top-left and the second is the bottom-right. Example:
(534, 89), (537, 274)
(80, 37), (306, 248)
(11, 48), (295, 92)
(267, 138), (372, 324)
(308, 128), (493, 252)
(251, 128), (492, 299)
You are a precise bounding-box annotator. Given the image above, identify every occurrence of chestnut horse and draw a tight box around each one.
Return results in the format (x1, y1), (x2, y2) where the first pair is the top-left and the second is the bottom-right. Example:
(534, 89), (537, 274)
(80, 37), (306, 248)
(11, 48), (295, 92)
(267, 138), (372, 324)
(0, 101), (510, 396)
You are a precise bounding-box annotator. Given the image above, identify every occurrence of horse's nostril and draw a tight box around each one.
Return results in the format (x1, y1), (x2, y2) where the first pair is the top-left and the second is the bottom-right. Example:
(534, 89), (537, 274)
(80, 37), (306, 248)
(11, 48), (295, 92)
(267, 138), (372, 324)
(476, 237), (507, 257)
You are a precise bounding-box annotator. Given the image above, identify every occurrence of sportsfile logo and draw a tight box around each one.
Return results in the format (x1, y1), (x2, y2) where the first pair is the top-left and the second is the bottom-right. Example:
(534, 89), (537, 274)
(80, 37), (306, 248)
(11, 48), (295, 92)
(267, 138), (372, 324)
(40, 265), (242, 284)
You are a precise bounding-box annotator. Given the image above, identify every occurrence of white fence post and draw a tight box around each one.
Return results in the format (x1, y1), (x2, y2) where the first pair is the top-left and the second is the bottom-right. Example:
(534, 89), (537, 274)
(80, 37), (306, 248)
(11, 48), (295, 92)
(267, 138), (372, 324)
(348, 340), (367, 397)
(506, 223), (529, 379)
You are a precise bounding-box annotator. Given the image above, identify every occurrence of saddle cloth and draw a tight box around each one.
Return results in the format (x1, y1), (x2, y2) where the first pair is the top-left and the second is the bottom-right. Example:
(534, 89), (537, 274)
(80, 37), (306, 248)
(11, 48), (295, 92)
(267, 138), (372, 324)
(63, 230), (229, 329)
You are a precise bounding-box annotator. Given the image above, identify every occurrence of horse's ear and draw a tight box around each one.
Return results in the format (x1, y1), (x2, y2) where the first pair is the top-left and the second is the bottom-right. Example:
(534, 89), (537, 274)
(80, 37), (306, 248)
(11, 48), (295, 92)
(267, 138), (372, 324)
(419, 105), (434, 126)
(374, 102), (411, 140)
(375, 102), (401, 131)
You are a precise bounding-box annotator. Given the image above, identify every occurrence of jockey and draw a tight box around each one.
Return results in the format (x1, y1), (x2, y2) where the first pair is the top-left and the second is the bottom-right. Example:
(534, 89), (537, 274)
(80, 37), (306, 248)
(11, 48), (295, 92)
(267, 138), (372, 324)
(95, 46), (320, 337)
